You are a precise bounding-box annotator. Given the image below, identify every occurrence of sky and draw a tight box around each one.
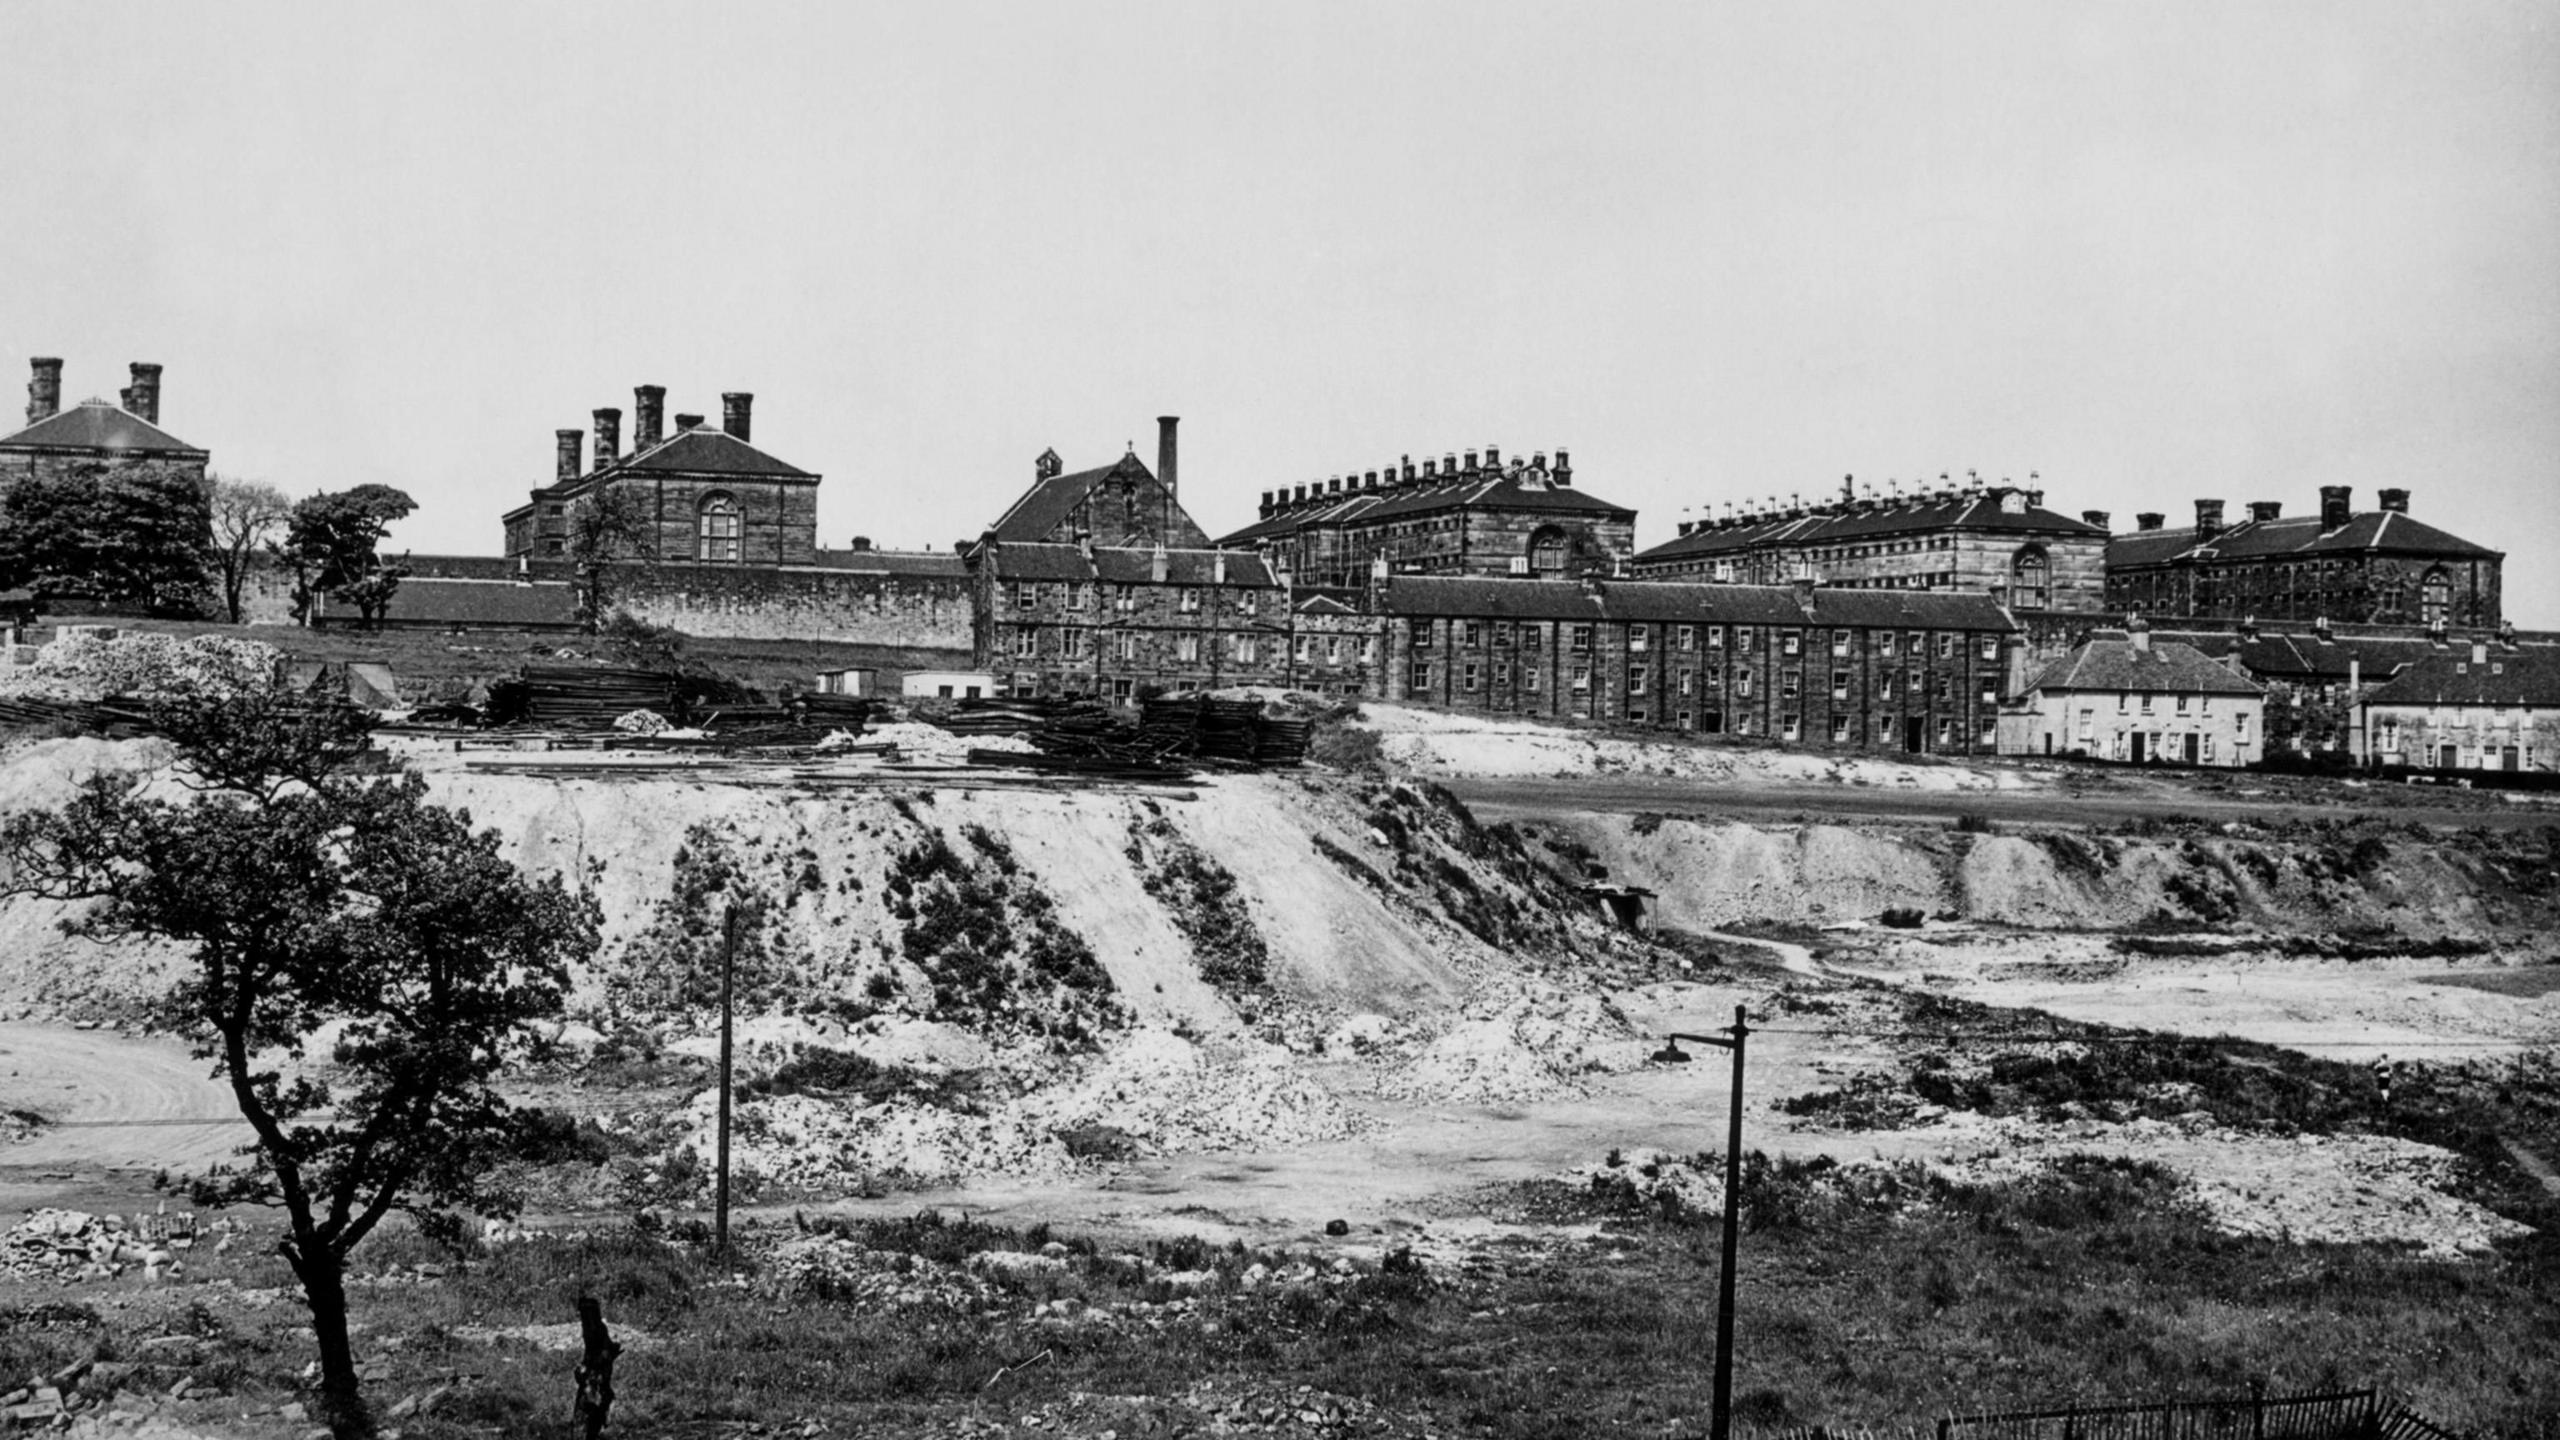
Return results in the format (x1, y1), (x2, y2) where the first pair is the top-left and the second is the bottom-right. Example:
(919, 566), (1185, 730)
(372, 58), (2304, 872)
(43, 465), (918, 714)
(5, 2), (2557, 621)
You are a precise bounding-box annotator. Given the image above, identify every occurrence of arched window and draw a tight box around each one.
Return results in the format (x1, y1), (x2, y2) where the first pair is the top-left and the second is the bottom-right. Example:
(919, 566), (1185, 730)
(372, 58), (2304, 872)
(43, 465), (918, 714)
(2419, 567), (2451, 627)
(2009, 545), (2051, 610)
(698, 492), (742, 563)
(1528, 526), (1569, 576)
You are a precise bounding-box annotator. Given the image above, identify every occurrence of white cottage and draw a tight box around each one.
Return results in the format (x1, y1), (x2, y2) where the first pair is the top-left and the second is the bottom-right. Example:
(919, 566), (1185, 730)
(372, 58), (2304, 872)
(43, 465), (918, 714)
(2001, 627), (2266, 766)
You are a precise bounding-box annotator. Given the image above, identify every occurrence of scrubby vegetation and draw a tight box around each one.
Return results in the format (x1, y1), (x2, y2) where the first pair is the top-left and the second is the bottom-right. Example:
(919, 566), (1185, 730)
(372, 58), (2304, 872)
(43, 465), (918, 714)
(872, 822), (1123, 1048)
(1126, 808), (1272, 996)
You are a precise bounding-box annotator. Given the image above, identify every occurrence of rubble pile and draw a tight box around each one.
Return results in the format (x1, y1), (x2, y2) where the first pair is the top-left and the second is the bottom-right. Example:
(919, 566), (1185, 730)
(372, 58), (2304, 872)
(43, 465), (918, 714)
(1384, 986), (1651, 1104)
(1563, 1147), (1728, 1219)
(761, 1235), (999, 1309)
(0, 1208), (218, 1283)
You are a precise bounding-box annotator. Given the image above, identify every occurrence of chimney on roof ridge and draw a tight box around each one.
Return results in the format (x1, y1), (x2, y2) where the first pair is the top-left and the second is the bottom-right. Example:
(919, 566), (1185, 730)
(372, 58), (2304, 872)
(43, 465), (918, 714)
(2472, 636), (2489, 666)
(1553, 448), (1572, 487)
(1328, 475), (1343, 494)
(1443, 452), (1458, 477)
(2248, 500), (2282, 523)
(556, 429), (583, 481)
(593, 407), (622, 469)
(125, 363), (161, 425)
(2378, 487), (2410, 514)
(1259, 489), (1274, 518)
(2314, 615), (2334, 642)
(633, 384), (666, 452)
(1294, 483), (1308, 504)
(1150, 542), (1169, 584)
(1463, 449), (1479, 474)
(25, 357), (62, 426)
(2128, 612), (2151, 653)
(2136, 512), (2165, 532)
(721, 392), (753, 443)
(1156, 416), (1179, 506)
(1486, 445), (1500, 469)
(2195, 498), (2225, 541)
(2026, 487), (2044, 509)
(1213, 550), (1227, 585)
(2319, 484), (2351, 530)
(2082, 510), (2111, 530)
(675, 412), (703, 432)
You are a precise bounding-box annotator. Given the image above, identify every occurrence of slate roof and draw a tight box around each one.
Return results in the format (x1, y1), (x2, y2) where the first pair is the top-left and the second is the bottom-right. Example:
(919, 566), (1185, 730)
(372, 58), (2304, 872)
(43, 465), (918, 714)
(987, 456), (1157, 544)
(1634, 489), (2101, 566)
(978, 542), (1279, 589)
(2158, 629), (2443, 685)
(809, 549), (969, 578)
(2022, 638), (2264, 697)
(2108, 510), (2499, 569)
(1374, 576), (2019, 631)
(1217, 467), (1633, 548)
(322, 579), (581, 629)
(614, 426), (815, 479)
(0, 400), (206, 455)
(2362, 646), (2560, 708)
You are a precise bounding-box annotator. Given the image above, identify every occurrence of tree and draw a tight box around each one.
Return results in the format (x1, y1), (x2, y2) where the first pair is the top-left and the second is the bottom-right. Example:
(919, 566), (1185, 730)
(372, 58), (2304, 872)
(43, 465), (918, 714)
(0, 459), (213, 615)
(280, 485), (416, 627)
(0, 685), (600, 1438)
(564, 482), (659, 632)
(204, 474), (292, 624)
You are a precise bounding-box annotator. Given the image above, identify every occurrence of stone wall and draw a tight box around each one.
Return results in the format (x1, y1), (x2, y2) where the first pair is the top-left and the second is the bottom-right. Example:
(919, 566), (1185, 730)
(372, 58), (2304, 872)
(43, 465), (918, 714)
(611, 561), (971, 647)
(975, 568), (1301, 701)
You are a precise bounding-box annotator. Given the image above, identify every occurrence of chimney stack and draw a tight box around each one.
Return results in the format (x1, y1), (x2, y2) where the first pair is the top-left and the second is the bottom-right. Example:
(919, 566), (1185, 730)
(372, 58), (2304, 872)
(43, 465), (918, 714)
(633, 384), (666, 453)
(2378, 488), (2410, 514)
(1553, 448), (1573, 487)
(1156, 416), (1179, 503)
(122, 363), (163, 425)
(721, 392), (753, 443)
(2136, 512), (2164, 532)
(2128, 614), (2151, 653)
(2195, 498), (2225, 540)
(1486, 444), (1501, 469)
(592, 407), (622, 469)
(2247, 500), (2282, 523)
(25, 358), (62, 426)
(2081, 510), (2112, 530)
(2472, 637), (2490, 666)
(555, 429), (583, 481)
(1400, 455), (1415, 483)
(675, 412), (704, 432)
(2319, 484), (2352, 530)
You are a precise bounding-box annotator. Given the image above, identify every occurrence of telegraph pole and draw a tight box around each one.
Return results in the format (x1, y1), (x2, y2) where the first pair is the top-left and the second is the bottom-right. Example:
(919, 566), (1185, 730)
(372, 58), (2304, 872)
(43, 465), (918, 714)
(1655, 1004), (1752, 1440)
(714, 903), (738, 1264)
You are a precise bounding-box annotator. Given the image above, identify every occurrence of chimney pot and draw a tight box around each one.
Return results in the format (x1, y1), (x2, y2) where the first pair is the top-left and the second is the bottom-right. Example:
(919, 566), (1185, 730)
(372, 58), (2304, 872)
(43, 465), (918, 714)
(25, 357), (62, 426)
(1329, 475), (1343, 495)
(125, 363), (162, 425)
(675, 412), (703, 432)
(1463, 450), (1479, 473)
(2081, 510), (2112, 529)
(2195, 498), (2225, 540)
(2247, 500), (2282, 523)
(2378, 487), (2410, 514)
(2472, 638), (2489, 666)
(2319, 484), (2352, 529)
(555, 429), (583, 481)
(1486, 444), (1501, 469)
(721, 392), (753, 443)
(633, 384), (666, 453)
(2136, 512), (2165, 532)
(593, 407), (623, 468)
(1400, 455), (1414, 483)
(1422, 459), (1438, 478)
(1552, 448), (1572, 486)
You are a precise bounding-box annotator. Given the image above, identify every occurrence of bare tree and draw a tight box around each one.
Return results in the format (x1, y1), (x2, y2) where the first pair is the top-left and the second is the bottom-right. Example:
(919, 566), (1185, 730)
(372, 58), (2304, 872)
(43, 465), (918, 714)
(205, 474), (292, 624)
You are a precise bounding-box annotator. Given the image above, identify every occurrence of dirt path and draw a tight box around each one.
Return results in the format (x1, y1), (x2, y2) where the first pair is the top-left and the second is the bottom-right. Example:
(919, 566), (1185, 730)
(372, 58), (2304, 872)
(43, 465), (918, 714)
(0, 1024), (249, 1183)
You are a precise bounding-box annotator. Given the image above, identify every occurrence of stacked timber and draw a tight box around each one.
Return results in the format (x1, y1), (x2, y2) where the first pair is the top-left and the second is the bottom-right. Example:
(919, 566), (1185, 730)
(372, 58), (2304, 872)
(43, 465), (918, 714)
(497, 667), (680, 729)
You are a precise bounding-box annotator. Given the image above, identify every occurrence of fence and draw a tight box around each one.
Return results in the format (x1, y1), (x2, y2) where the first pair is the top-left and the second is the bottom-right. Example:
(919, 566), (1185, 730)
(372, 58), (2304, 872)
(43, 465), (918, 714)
(1762, 1388), (2463, 1440)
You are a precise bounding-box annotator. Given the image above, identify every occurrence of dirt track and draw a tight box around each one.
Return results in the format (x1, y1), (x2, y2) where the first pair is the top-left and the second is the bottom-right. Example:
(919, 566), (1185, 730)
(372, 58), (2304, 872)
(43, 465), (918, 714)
(0, 1024), (249, 1186)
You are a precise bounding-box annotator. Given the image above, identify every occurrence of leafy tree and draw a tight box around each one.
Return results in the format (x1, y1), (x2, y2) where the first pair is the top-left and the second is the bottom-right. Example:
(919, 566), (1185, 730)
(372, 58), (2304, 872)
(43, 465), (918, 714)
(0, 684), (600, 1438)
(204, 474), (292, 624)
(279, 485), (416, 627)
(565, 482), (659, 632)
(0, 459), (213, 614)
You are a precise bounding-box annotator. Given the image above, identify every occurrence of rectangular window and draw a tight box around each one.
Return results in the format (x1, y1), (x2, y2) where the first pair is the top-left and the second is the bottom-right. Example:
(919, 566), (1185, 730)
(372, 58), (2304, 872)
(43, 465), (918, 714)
(1782, 673), (1801, 702)
(1735, 626), (1754, 650)
(1460, 621), (1481, 647)
(1177, 634), (1199, 663)
(1708, 625), (1726, 650)
(1677, 625), (1696, 652)
(1408, 660), (1430, 691)
(2140, 692), (2154, 714)
(1326, 636), (1342, 664)
(2236, 713), (2250, 743)
(1979, 636), (1998, 661)
(1737, 670), (1754, 698)
(1232, 634), (1257, 663)
(1410, 620), (1434, 648)
(1832, 670), (1850, 701)
(1062, 629), (1090, 659)
(1938, 718), (1956, 745)
(1782, 631), (1802, 657)
(1679, 670), (1694, 696)
(1495, 661), (1513, 689)
(1630, 624), (1650, 653)
(1463, 663), (1481, 692)
(1012, 628), (1037, 658)
(1067, 583), (1089, 611)
(1782, 712), (1802, 740)
(1521, 625), (1541, 651)
(1628, 668), (1648, 696)
(1831, 631), (1850, 657)
(1878, 631), (1895, 658)
(1526, 666), (1542, 692)
(1831, 715), (1851, 742)
(1876, 714), (1895, 741)
(1980, 680), (1998, 705)
(1362, 636), (1378, 662)
(1571, 665), (1592, 692)
(1115, 631), (1138, 662)
(1295, 635), (1313, 661)
(2176, 694), (2190, 713)
(1495, 622), (1514, 648)
(1014, 581), (1036, 609)
(1570, 625), (1594, 652)
(1937, 634), (1953, 659)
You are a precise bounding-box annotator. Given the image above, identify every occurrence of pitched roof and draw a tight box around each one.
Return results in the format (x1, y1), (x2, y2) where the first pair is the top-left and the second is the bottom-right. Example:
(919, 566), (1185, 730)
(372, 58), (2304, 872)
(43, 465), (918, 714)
(1634, 488), (2101, 565)
(987, 455), (1158, 544)
(978, 542), (1279, 589)
(1215, 467), (1633, 548)
(809, 548), (969, 578)
(0, 400), (205, 456)
(1375, 576), (2019, 631)
(2022, 637), (2265, 697)
(615, 426), (815, 479)
(2362, 646), (2560, 708)
(2157, 628), (2444, 684)
(2109, 510), (2500, 568)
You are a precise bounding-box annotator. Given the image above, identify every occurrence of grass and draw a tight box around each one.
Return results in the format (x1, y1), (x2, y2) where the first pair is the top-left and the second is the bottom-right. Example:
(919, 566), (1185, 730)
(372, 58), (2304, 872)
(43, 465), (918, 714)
(12, 1157), (2554, 1438)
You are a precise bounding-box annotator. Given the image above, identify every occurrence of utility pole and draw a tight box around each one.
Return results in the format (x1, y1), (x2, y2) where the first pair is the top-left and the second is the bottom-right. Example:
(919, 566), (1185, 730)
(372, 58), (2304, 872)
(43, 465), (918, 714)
(1655, 1004), (1752, 1440)
(714, 903), (738, 1265)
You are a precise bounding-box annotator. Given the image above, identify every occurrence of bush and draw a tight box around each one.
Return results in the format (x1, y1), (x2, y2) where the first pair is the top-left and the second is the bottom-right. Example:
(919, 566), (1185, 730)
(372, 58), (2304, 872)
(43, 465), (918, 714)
(1879, 906), (1925, 929)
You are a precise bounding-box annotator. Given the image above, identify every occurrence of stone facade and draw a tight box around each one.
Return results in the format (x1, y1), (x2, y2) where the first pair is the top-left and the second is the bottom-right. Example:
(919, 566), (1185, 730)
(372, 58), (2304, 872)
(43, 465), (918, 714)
(1631, 481), (2108, 615)
(377, 550), (975, 649)
(1998, 630), (2268, 766)
(502, 387), (821, 567)
(970, 541), (1295, 701)
(985, 419), (1208, 552)
(2355, 638), (2558, 773)
(0, 358), (209, 502)
(2104, 488), (2502, 628)
(1216, 447), (1635, 590)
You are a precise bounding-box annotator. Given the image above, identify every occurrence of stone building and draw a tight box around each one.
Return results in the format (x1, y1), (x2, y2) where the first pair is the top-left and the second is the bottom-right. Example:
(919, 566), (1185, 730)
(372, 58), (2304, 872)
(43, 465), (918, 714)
(1214, 446), (1635, 590)
(983, 417), (1207, 551)
(0, 358), (209, 498)
(1999, 626), (2267, 766)
(503, 386), (819, 566)
(2354, 636), (2556, 773)
(1377, 576), (2020, 753)
(2103, 488), (2502, 628)
(1629, 479), (2107, 615)
(968, 540), (1293, 701)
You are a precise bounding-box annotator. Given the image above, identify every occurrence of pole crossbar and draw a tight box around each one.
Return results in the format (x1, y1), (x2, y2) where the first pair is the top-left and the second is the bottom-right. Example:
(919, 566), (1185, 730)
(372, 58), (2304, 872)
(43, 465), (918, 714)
(1658, 1006), (1751, 1440)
